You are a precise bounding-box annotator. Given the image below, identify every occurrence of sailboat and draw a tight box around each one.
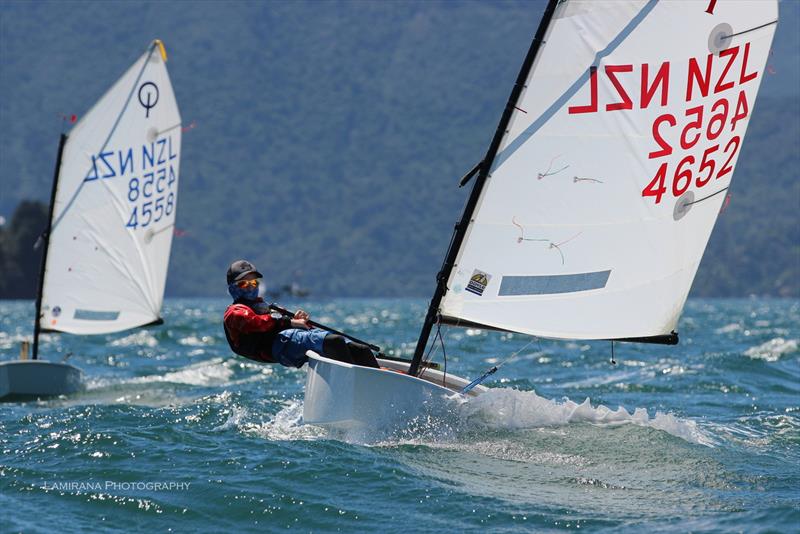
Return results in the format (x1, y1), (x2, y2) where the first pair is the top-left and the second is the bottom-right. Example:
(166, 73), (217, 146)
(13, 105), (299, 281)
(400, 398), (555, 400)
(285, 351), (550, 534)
(0, 40), (182, 400)
(302, 0), (778, 431)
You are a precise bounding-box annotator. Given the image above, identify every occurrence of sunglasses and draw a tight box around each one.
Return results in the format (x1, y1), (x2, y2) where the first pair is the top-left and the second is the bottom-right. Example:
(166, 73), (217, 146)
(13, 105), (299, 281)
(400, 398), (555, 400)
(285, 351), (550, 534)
(236, 278), (259, 289)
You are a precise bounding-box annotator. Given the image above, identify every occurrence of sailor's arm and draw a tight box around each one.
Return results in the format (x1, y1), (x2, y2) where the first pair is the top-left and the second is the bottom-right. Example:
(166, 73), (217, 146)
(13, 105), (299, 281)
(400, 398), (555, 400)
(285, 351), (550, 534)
(224, 305), (290, 333)
(291, 309), (310, 329)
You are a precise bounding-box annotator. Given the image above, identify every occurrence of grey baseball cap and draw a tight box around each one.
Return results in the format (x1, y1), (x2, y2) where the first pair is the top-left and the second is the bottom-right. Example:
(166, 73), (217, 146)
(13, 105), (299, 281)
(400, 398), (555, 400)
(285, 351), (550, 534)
(226, 259), (263, 284)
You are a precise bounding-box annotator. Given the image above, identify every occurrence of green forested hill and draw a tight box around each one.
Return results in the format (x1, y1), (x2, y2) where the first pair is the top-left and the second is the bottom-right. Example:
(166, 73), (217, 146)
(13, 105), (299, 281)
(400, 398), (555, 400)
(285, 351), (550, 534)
(693, 96), (800, 297)
(0, 1), (797, 298)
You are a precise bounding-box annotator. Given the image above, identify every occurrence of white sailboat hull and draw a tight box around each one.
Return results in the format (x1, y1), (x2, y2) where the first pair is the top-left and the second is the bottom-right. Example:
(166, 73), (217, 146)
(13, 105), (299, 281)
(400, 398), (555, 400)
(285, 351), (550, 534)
(303, 352), (485, 433)
(0, 360), (83, 401)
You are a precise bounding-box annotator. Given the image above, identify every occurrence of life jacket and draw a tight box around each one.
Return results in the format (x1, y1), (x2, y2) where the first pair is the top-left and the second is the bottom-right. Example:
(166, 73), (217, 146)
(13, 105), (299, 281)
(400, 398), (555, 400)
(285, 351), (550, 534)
(223, 299), (289, 363)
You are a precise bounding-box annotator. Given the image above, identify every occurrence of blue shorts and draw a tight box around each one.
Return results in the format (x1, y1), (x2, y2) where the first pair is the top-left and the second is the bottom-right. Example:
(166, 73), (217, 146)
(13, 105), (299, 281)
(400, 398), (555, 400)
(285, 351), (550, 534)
(271, 328), (328, 368)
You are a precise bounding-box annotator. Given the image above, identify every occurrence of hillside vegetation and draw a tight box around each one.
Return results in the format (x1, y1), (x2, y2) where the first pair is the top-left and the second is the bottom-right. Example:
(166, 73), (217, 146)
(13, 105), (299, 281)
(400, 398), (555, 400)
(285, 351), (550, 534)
(1, 1), (797, 298)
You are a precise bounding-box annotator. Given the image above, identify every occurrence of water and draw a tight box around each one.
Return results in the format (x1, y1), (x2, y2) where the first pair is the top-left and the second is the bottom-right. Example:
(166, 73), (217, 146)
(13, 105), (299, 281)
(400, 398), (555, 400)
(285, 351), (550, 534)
(1, 298), (798, 532)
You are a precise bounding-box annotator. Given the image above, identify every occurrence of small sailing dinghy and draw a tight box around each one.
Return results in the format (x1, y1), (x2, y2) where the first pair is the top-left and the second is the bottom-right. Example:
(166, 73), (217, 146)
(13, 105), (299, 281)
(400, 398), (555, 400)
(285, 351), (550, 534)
(0, 40), (182, 401)
(303, 0), (778, 431)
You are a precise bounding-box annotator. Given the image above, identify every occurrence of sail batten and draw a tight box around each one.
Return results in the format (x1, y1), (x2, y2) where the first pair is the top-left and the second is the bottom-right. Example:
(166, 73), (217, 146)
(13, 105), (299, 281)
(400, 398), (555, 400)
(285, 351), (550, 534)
(39, 41), (181, 335)
(438, 0), (778, 342)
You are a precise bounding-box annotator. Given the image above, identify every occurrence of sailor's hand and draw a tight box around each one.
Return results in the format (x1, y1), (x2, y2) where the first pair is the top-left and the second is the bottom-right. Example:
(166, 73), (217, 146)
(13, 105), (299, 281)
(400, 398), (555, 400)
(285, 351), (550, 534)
(294, 309), (309, 320)
(290, 318), (311, 329)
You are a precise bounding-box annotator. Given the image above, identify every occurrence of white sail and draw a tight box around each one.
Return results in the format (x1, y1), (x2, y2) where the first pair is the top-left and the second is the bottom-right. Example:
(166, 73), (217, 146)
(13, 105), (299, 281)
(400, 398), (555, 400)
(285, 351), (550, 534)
(440, 0), (777, 340)
(40, 41), (181, 335)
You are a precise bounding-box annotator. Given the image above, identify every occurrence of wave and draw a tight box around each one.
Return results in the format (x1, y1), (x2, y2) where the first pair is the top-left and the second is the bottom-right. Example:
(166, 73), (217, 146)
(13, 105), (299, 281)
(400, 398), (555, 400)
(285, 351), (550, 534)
(243, 400), (326, 441)
(177, 335), (217, 347)
(271, 385), (717, 448)
(0, 331), (31, 351)
(86, 358), (271, 389)
(744, 337), (798, 362)
(71, 359), (272, 407)
(453, 388), (716, 446)
(109, 331), (159, 348)
(211, 404), (249, 432)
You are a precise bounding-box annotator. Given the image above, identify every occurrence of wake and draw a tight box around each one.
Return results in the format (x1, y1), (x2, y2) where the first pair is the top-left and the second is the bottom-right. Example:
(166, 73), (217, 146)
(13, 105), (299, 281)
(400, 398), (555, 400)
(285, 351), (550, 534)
(250, 388), (717, 448)
(454, 388), (716, 446)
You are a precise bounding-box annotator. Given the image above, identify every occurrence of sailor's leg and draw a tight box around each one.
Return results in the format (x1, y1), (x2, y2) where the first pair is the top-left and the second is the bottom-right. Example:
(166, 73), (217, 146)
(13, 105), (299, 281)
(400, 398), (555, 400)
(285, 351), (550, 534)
(345, 341), (380, 368)
(322, 334), (354, 364)
(272, 328), (329, 368)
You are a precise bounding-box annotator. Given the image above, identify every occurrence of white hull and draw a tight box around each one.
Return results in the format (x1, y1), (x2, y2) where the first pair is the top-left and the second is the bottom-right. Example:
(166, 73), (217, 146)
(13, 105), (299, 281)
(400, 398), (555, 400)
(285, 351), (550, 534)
(0, 360), (83, 401)
(303, 352), (485, 434)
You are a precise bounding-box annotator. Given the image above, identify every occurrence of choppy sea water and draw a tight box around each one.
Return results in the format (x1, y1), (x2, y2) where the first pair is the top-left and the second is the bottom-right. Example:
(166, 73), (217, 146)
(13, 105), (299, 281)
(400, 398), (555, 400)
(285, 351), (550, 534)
(1, 298), (798, 533)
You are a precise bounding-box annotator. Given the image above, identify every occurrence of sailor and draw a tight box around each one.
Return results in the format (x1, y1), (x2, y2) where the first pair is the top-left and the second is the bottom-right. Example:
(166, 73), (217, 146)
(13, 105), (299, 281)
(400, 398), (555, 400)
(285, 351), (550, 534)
(222, 260), (380, 369)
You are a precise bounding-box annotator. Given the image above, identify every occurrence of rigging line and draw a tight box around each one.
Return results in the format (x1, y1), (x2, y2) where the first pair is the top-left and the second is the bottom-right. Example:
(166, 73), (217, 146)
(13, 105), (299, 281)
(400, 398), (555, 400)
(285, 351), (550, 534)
(425, 327), (443, 374)
(421, 316), (449, 383)
(421, 321), (440, 369)
(424, 329), (437, 366)
(51, 44), (159, 233)
(721, 20), (778, 40)
(499, 337), (535, 368)
(460, 338), (536, 395)
(686, 187), (729, 206)
(436, 321), (448, 387)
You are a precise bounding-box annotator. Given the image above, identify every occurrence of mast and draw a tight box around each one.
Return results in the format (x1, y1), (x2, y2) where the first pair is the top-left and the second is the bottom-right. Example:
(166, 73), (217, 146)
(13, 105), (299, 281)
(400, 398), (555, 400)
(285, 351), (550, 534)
(32, 133), (67, 359)
(409, 0), (560, 376)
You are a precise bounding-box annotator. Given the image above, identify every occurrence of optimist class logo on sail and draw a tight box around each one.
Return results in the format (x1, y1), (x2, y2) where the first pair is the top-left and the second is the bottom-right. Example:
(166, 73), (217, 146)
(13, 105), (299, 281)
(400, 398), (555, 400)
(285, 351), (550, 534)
(568, 40), (761, 207)
(138, 82), (160, 118)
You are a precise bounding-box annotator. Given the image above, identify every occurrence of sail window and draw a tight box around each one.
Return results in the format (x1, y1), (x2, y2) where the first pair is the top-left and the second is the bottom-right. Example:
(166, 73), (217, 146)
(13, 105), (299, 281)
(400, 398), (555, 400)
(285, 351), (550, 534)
(498, 271), (611, 296)
(73, 310), (120, 321)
